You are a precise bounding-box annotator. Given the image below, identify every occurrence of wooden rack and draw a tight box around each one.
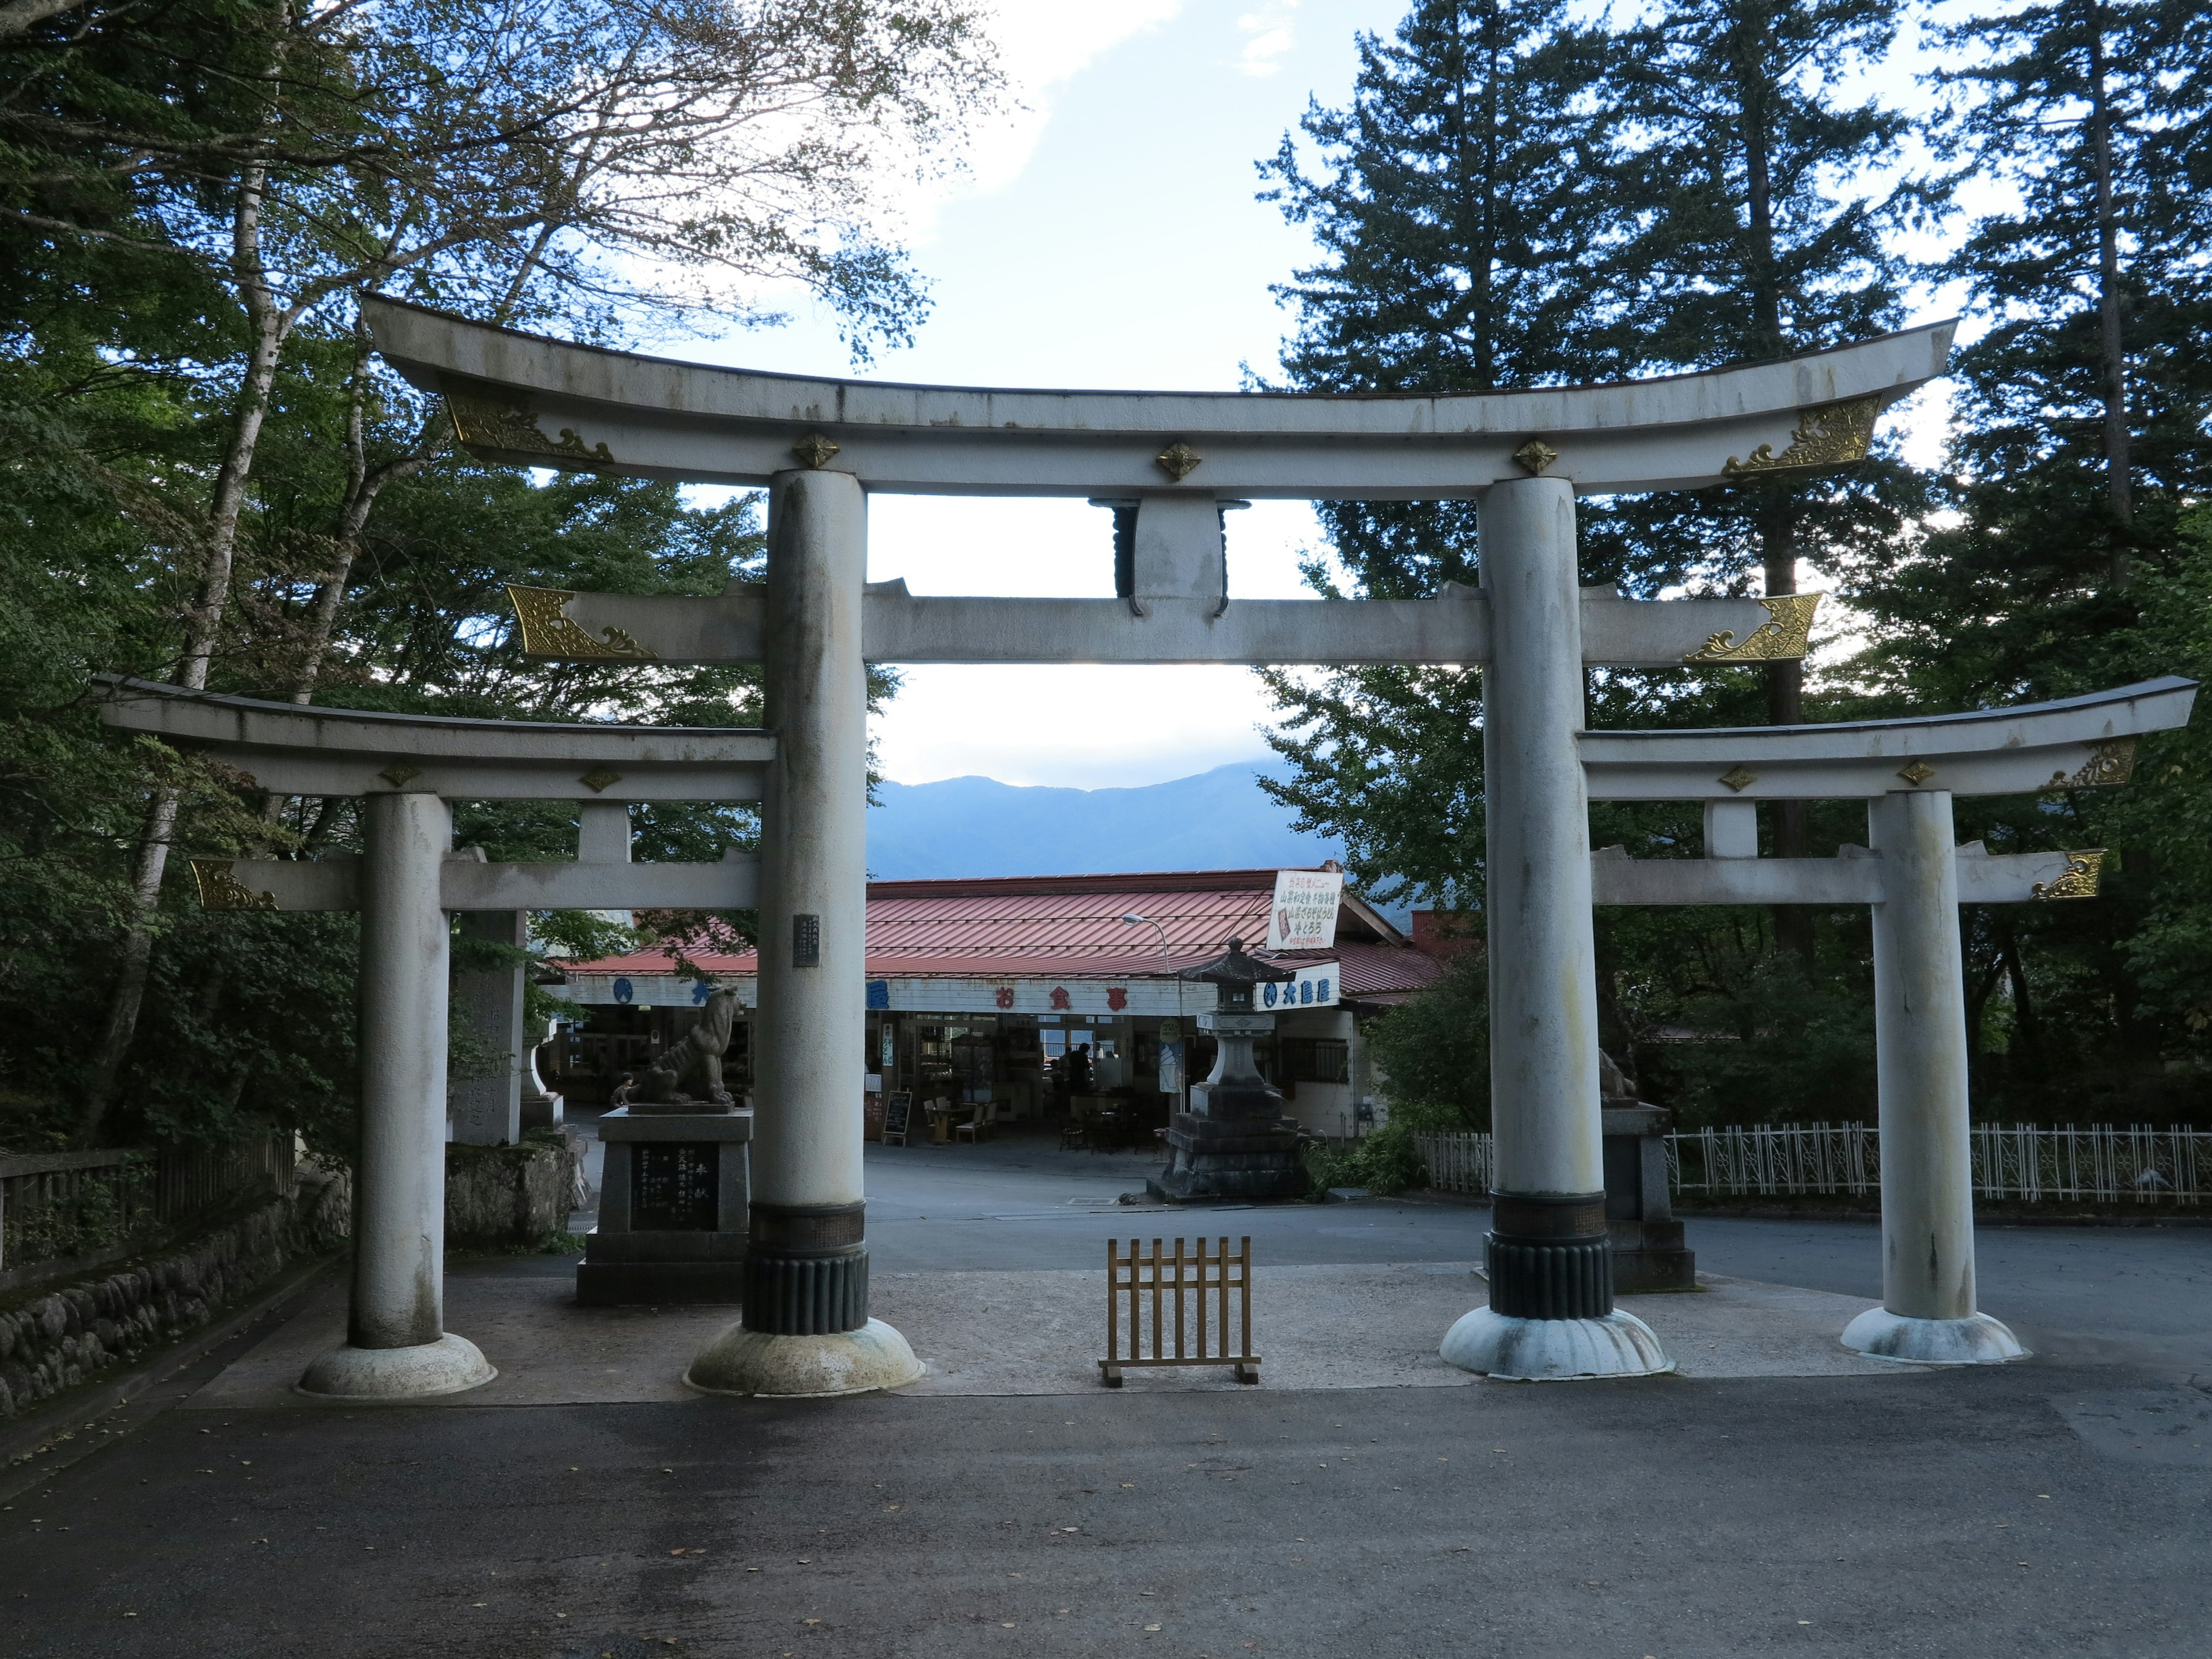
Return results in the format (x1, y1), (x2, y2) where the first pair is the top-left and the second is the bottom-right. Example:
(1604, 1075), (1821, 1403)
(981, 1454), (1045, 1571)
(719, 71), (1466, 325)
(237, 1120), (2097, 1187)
(1100, 1236), (1258, 1386)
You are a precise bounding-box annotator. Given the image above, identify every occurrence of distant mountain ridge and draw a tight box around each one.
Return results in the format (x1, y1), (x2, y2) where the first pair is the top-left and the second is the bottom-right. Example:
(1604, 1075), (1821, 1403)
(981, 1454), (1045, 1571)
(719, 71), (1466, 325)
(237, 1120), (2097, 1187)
(865, 761), (1347, 881)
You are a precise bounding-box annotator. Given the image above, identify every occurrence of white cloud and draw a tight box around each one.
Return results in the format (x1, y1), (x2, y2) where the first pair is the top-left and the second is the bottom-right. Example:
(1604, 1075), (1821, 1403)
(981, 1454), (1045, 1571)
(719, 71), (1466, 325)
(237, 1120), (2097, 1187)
(951, 1), (1191, 201)
(1236, 3), (1298, 75)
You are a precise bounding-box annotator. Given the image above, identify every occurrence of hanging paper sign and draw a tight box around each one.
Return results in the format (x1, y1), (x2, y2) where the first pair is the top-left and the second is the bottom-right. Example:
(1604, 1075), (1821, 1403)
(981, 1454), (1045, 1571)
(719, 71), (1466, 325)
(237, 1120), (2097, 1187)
(1266, 869), (1344, 951)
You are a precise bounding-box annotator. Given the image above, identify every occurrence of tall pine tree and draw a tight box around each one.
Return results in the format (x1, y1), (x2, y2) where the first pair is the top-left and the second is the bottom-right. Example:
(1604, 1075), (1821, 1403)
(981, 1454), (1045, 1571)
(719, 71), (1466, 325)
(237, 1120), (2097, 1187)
(1252, 0), (1626, 906)
(1601, 0), (1923, 957)
(1843, 0), (2212, 1113)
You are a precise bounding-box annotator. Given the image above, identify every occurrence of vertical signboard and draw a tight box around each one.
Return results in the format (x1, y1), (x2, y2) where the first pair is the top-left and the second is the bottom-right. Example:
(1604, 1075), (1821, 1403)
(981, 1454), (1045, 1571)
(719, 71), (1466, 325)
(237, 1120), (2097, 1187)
(1266, 869), (1345, 952)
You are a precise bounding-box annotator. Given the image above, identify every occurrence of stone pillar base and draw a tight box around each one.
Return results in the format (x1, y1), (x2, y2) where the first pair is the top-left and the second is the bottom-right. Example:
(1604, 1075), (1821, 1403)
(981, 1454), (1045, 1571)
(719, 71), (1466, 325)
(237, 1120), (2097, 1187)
(1609, 1219), (1697, 1293)
(685, 1317), (922, 1397)
(295, 1333), (495, 1400)
(1440, 1307), (1675, 1381)
(1840, 1306), (2028, 1365)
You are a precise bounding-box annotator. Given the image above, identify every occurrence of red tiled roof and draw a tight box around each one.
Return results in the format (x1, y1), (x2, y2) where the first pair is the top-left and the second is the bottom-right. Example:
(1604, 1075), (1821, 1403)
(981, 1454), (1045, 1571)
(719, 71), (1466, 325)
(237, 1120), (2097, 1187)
(556, 869), (1444, 999)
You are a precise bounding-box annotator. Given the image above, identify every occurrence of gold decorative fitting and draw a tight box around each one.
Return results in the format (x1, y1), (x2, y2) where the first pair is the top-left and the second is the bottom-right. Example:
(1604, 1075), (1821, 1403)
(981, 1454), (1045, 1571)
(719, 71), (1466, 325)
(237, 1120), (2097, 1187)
(505, 585), (659, 661)
(1511, 439), (1558, 476)
(1154, 441), (1203, 482)
(1683, 593), (1823, 664)
(2046, 738), (2138, 790)
(790, 432), (841, 469)
(1723, 395), (1883, 476)
(1718, 766), (1759, 794)
(2032, 850), (2105, 902)
(190, 859), (277, 912)
(578, 767), (623, 794)
(445, 388), (614, 467)
(377, 763), (423, 789)
(1896, 760), (1936, 786)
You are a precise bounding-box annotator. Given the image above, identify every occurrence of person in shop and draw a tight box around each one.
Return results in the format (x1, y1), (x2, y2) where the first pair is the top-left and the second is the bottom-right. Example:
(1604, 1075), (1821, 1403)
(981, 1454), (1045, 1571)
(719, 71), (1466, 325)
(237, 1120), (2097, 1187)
(1052, 1041), (1093, 1099)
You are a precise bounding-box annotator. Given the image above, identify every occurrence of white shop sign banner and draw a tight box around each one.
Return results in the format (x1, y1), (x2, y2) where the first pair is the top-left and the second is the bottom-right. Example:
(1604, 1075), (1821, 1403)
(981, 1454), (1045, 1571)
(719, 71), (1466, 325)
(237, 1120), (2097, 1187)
(1266, 869), (1343, 951)
(869, 978), (1214, 1017)
(551, 974), (755, 1007)
(1257, 962), (1339, 1010)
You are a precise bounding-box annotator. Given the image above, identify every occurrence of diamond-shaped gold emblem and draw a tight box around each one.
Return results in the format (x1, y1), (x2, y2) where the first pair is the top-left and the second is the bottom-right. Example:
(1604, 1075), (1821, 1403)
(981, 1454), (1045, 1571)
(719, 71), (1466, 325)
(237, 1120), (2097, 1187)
(1896, 760), (1936, 785)
(377, 763), (422, 788)
(1512, 438), (1558, 476)
(790, 431), (841, 469)
(1717, 766), (1758, 794)
(1154, 441), (1203, 482)
(578, 767), (623, 794)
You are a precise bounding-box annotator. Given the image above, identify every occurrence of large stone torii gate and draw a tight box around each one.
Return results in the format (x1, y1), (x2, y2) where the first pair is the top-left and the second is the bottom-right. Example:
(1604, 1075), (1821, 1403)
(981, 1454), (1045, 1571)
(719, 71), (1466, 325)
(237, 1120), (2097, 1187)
(97, 680), (775, 1399)
(351, 298), (2187, 1387)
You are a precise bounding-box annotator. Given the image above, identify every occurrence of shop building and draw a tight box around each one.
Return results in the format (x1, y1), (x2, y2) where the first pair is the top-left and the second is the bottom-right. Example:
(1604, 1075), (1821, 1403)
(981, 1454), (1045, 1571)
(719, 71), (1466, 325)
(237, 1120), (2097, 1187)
(541, 868), (1445, 1141)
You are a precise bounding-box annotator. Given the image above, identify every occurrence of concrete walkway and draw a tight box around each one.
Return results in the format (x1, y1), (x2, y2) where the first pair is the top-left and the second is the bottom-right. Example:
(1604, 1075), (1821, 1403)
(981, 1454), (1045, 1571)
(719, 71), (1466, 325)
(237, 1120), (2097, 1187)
(181, 1264), (1899, 1410)
(6, 1137), (2210, 1658)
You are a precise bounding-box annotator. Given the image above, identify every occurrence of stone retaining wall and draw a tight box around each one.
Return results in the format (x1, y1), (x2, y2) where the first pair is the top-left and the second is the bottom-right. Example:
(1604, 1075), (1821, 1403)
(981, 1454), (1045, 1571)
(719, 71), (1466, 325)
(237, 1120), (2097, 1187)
(445, 1133), (585, 1249)
(0, 1167), (350, 1421)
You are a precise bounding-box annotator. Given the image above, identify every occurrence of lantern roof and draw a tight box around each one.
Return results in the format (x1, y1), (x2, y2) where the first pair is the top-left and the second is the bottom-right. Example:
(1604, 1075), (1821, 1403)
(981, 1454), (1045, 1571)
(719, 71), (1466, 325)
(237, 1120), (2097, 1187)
(1177, 938), (1297, 987)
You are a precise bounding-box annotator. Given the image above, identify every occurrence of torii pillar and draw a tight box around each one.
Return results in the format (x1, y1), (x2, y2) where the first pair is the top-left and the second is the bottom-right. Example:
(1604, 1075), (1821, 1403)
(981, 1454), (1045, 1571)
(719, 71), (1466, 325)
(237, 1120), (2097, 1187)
(1439, 476), (1673, 1380)
(686, 468), (922, 1395)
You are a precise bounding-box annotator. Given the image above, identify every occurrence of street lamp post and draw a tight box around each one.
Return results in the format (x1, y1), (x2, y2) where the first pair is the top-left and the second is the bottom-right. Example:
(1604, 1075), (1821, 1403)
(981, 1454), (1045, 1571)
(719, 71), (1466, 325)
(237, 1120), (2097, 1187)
(1121, 913), (1187, 1118)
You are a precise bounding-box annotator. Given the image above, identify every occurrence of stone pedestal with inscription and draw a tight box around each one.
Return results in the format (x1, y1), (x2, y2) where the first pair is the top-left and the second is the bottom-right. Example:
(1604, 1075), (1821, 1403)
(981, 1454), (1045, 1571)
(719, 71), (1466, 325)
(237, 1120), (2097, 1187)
(578, 1107), (752, 1305)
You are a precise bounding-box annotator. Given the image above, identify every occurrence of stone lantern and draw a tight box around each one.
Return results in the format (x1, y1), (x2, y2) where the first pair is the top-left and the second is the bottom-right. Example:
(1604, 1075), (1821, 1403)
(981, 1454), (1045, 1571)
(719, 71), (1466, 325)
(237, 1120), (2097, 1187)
(1147, 938), (1309, 1202)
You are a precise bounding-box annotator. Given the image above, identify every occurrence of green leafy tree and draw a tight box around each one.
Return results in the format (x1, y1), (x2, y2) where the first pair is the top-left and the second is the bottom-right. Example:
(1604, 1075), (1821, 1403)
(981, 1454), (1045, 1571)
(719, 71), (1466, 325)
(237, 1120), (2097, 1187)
(1, 0), (998, 1141)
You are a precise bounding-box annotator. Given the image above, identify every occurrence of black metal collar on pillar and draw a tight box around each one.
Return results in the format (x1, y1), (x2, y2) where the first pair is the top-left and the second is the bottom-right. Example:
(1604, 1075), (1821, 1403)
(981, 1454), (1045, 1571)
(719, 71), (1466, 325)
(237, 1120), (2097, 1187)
(1486, 1191), (1613, 1320)
(743, 1202), (869, 1334)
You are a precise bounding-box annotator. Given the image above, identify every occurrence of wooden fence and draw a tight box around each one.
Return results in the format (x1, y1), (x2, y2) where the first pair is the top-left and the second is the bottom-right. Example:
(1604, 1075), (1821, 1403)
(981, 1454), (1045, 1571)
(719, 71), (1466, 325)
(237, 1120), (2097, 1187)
(0, 1134), (296, 1286)
(1410, 1124), (2212, 1205)
(1100, 1236), (1259, 1386)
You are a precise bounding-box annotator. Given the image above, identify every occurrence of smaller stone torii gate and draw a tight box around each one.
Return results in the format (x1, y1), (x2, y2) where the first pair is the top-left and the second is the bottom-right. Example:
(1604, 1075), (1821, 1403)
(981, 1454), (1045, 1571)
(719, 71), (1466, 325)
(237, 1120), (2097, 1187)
(1467, 677), (2196, 1373)
(97, 677), (772, 1399)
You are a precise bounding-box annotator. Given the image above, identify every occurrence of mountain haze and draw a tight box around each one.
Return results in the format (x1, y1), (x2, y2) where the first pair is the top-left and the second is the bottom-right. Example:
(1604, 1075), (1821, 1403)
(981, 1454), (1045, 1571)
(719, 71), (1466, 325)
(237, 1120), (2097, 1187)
(865, 762), (1347, 881)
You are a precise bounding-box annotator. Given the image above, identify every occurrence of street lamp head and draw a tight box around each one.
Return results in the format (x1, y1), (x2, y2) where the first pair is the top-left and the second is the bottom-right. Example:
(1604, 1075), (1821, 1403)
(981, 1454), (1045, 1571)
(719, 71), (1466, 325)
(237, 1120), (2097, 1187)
(1120, 913), (1148, 926)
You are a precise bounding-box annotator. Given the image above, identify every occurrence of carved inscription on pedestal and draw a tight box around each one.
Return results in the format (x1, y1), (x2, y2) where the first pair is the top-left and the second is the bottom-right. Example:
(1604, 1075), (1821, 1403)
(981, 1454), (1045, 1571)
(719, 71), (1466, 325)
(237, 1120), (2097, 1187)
(631, 1143), (720, 1230)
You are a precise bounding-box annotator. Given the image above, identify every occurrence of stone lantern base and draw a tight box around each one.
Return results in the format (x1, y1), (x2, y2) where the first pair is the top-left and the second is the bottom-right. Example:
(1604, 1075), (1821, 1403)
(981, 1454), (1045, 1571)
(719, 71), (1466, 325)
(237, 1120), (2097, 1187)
(1147, 1074), (1312, 1205)
(1148, 1111), (1310, 1202)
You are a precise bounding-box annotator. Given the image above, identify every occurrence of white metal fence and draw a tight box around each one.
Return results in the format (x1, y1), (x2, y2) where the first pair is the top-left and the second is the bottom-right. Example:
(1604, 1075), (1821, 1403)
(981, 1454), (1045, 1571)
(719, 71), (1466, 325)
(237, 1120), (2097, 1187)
(1413, 1130), (1494, 1197)
(1411, 1124), (2212, 1205)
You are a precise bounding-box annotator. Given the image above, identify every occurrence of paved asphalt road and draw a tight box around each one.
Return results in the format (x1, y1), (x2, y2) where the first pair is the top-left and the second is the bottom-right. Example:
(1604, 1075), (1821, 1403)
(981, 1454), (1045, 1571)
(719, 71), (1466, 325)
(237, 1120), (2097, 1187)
(3, 1131), (2209, 1658)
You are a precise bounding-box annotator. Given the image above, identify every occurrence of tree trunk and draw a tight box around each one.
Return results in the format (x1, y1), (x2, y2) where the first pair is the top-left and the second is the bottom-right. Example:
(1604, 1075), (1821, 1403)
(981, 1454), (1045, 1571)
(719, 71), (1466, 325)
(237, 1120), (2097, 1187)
(1997, 916), (2040, 1068)
(2082, 0), (2133, 581)
(1728, 15), (1812, 963)
(77, 159), (291, 1145)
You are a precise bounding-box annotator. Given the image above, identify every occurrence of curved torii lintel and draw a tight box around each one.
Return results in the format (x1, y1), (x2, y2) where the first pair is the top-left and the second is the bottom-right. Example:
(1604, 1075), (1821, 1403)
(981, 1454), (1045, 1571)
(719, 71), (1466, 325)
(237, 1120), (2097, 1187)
(1581, 677), (2197, 802)
(363, 296), (1955, 499)
(96, 675), (773, 802)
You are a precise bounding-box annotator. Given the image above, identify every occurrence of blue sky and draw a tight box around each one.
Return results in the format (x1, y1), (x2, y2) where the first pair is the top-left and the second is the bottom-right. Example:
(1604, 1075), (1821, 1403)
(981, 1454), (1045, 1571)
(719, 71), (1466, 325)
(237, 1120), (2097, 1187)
(681, 0), (1968, 788)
